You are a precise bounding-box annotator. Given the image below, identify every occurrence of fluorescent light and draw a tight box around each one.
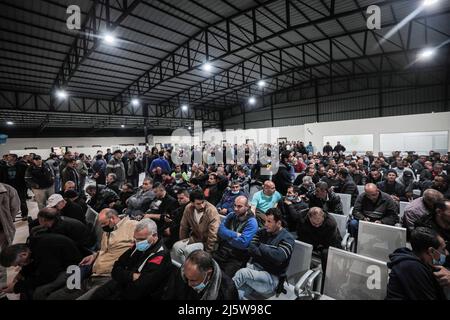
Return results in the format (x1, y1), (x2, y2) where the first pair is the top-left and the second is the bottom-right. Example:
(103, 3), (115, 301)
(56, 90), (67, 99)
(202, 62), (212, 72)
(131, 99), (139, 106)
(103, 33), (116, 45)
(121, 124), (125, 128)
(417, 48), (435, 60)
(248, 97), (256, 105)
(257, 80), (266, 87)
(6, 121), (13, 125)
(181, 105), (188, 111)
(188, 126), (192, 130)
(422, 0), (439, 7)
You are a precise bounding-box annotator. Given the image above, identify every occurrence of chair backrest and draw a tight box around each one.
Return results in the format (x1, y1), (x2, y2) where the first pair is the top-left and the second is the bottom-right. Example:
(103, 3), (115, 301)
(399, 201), (409, 220)
(336, 193), (352, 216)
(357, 220), (406, 262)
(249, 184), (262, 201)
(323, 247), (389, 300)
(85, 206), (99, 229)
(413, 189), (421, 196)
(329, 213), (348, 239)
(286, 240), (313, 285)
(357, 185), (365, 195)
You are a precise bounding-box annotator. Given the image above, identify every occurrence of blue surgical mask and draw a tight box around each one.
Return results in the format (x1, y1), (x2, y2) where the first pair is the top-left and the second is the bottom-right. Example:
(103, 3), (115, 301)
(286, 196), (296, 201)
(192, 274), (208, 292)
(231, 190), (240, 195)
(432, 250), (447, 266)
(136, 239), (151, 252)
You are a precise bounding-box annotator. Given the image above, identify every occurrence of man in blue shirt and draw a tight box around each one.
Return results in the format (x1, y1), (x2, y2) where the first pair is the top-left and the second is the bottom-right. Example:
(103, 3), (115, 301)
(213, 196), (258, 277)
(216, 180), (248, 216)
(149, 150), (171, 174)
(250, 180), (282, 226)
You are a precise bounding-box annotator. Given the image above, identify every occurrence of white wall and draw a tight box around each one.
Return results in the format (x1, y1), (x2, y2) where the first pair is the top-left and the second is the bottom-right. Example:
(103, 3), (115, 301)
(2, 112), (449, 156)
(303, 112), (450, 153)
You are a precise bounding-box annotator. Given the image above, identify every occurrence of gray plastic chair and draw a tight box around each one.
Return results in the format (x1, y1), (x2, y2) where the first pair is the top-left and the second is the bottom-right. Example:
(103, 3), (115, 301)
(328, 213), (353, 251)
(357, 185), (365, 194)
(322, 247), (389, 300)
(399, 201), (409, 220)
(357, 220), (406, 262)
(336, 193), (352, 216)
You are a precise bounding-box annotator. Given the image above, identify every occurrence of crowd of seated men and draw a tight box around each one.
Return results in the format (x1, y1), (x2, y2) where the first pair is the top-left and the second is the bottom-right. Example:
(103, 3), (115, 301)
(0, 142), (449, 300)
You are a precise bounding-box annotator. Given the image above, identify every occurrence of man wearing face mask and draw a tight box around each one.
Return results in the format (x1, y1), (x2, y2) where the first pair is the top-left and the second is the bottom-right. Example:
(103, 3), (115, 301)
(216, 180), (248, 216)
(45, 208), (138, 300)
(277, 185), (308, 231)
(213, 196), (258, 277)
(89, 218), (171, 300)
(163, 250), (238, 300)
(386, 227), (448, 300)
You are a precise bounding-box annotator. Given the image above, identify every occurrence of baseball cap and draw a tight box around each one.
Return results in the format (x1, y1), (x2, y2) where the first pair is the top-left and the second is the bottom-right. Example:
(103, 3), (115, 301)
(46, 194), (64, 207)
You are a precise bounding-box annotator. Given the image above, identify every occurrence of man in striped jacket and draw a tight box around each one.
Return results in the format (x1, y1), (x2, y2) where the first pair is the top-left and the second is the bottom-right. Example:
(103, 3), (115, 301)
(232, 208), (295, 299)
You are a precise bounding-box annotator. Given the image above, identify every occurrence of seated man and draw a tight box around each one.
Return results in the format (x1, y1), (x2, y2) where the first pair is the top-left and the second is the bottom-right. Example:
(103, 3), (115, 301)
(201, 172), (229, 206)
(335, 168), (359, 205)
(89, 218), (171, 300)
(64, 189), (88, 215)
(298, 176), (315, 195)
(124, 178), (155, 218)
(163, 250), (238, 300)
(377, 169), (407, 202)
(415, 200), (450, 246)
(233, 208), (295, 299)
(216, 180), (248, 216)
(402, 189), (444, 237)
(112, 183), (135, 213)
(46, 208), (138, 300)
(86, 184), (119, 213)
(46, 193), (85, 224)
(172, 190), (220, 263)
(349, 183), (399, 238)
(213, 196), (258, 277)
(250, 180), (282, 226)
(306, 181), (343, 215)
(0, 233), (82, 300)
(163, 189), (191, 249)
(144, 183), (178, 234)
(105, 173), (121, 195)
(31, 207), (93, 254)
(386, 227), (448, 300)
(297, 207), (342, 270)
(277, 185), (308, 231)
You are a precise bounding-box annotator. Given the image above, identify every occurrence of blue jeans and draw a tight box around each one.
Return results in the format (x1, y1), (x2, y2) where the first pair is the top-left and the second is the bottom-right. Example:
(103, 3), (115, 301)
(348, 219), (359, 238)
(232, 264), (278, 300)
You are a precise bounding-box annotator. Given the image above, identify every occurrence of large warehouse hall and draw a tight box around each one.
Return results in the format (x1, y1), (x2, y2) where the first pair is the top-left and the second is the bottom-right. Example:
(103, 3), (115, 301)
(0, 0), (449, 305)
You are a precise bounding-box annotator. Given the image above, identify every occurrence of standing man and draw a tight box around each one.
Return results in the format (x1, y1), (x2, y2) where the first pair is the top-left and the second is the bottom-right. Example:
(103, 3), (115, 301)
(25, 155), (55, 210)
(0, 154), (29, 220)
(106, 150), (126, 187)
(0, 182), (20, 300)
(123, 151), (142, 189)
(61, 159), (80, 193)
(76, 154), (89, 196)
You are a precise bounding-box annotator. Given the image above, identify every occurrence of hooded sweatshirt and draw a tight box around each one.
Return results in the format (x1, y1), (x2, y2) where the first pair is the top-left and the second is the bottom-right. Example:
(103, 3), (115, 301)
(386, 247), (446, 300)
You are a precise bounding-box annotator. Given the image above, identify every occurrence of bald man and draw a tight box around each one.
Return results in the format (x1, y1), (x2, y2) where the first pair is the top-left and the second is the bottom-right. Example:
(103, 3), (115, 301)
(214, 196), (258, 277)
(250, 180), (282, 226)
(47, 208), (137, 300)
(348, 183), (399, 237)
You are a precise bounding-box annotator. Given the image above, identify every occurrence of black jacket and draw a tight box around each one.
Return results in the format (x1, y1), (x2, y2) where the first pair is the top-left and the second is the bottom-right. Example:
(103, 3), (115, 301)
(386, 248), (446, 300)
(352, 191), (399, 225)
(335, 176), (359, 205)
(323, 145), (333, 154)
(248, 228), (295, 277)
(123, 158), (142, 179)
(87, 185), (119, 212)
(107, 239), (172, 300)
(0, 161), (28, 191)
(148, 193), (179, 233)
(415, 214), (450, 245)
(164, 202), (188, 249)
(333, 145), (346, 153)
(297, 213), (342, 251)
(14, 233), (82, 295)
(277, 198), (309, 231)
(61, 167), (80, 191)
(163, 266), (238, 300)
(60, 200), (86, 224)
(25, 163), (54, 189)
(202, 175), (229, 206)
(307, 191), (344, 215)
(377, 181), (407, 201)
(272, 162), (292, 195)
